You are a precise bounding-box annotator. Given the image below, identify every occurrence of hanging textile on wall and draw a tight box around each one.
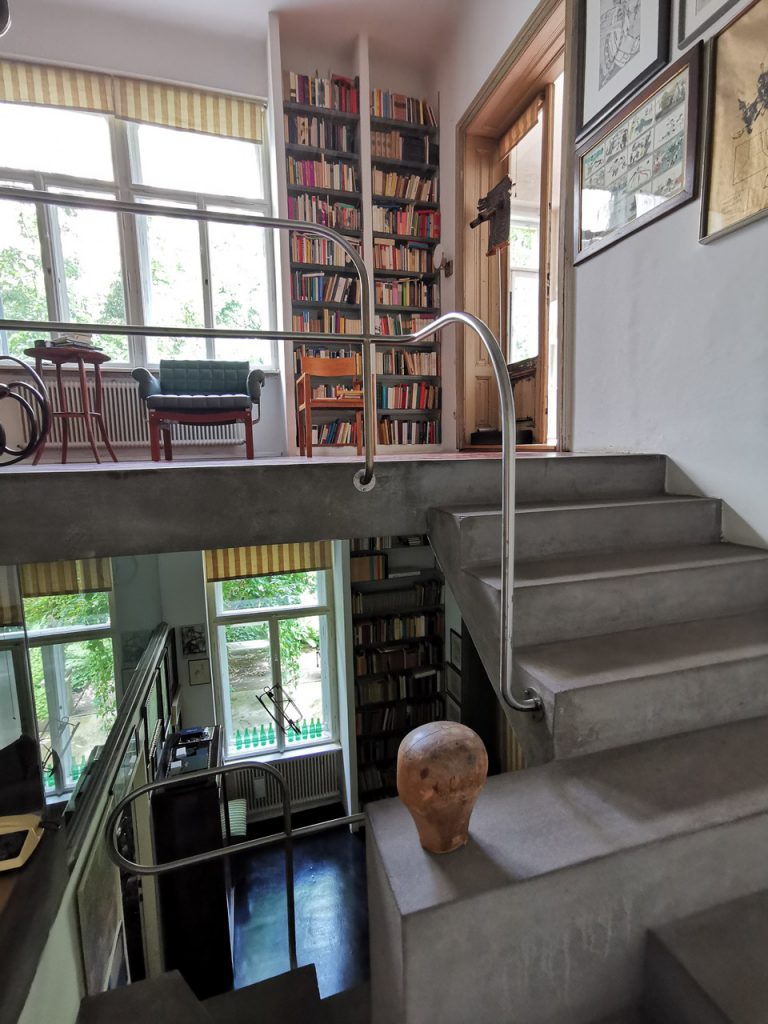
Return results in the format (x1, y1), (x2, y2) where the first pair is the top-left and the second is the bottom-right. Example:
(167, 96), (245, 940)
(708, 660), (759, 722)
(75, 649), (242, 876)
(205, 542), (333, 582)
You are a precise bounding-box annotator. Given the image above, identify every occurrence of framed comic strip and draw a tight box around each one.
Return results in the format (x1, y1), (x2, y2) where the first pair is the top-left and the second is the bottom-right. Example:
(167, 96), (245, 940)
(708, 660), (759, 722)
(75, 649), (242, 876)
(577, 0), (671, 138)
(700, 0), (768, 241)
(678, 0), (740, 48)
(574, 47), (700, 263)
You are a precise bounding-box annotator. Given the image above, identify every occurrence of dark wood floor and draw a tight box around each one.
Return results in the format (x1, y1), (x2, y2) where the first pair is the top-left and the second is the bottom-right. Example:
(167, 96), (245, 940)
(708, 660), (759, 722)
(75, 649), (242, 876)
(232, 820), (369, 1000)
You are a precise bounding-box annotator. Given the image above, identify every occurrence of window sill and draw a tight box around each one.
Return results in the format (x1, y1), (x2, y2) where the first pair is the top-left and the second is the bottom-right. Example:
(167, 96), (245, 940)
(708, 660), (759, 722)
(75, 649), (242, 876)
(223, 739), (341, 765)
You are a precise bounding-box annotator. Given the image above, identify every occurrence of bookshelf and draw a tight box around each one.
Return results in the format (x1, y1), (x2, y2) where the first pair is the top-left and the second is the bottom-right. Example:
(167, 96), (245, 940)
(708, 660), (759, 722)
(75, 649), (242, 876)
(350, 535), (445, 802)
(277, 50), (442, 453)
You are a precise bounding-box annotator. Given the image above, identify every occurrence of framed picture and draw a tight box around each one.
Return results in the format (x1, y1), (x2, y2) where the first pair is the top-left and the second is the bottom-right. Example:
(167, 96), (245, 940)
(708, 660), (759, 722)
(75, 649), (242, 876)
(678, 0), (740, 48)
(444, 693), (461, 724)
(181, 623), (207, 656)
(577, 0), (671, 138)
(449, 628), (462, 672)
(575, 47), (701, 263)
(188, 657), (211, 686)
(700, 0), (768, 241)
(445, 663), (462, 702)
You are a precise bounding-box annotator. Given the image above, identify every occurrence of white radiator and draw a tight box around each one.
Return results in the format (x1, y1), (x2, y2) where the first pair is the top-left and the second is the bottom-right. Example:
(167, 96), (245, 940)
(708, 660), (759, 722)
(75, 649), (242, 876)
(42, 377), (243, 448)
(228, 749), (342, 820)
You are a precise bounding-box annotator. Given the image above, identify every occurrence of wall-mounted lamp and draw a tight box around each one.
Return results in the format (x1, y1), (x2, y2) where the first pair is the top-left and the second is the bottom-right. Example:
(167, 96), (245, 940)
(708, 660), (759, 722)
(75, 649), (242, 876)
(433, 245), (454, 279)
(0, 0), (10, 37)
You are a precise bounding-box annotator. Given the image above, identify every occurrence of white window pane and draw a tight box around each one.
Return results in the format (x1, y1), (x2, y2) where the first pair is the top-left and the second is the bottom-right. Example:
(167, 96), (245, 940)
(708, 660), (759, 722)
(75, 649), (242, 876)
(280, 615), (329, 743)
(135, 124), (264, 199)
(223, 620), (278, 754)
(146, 335), (207, 362)
(509, 272), (539, 363)
(0, 105), (113, 180)
(0, 198), (49, 357)
(54, 196), (129, 362)
(208, 207), (273, 366)
(219, 572), (319, 613)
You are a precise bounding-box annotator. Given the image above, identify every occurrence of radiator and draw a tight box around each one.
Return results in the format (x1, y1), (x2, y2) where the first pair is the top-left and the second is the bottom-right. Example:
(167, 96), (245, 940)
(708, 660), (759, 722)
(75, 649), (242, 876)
(42, 377), (243, 448)
(228, 749), (343, 820)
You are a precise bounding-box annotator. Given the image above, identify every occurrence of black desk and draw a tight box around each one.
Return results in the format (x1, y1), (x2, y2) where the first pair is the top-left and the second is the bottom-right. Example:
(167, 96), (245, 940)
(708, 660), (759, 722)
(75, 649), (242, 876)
(151, 726), (233, 999)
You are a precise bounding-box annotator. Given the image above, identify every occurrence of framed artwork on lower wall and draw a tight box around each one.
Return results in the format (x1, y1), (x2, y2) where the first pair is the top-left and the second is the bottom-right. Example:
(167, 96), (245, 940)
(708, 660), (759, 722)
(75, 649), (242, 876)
(678, 0), (740, 48)
(574, 47), (701, 263)
(700, 0), (768, 241)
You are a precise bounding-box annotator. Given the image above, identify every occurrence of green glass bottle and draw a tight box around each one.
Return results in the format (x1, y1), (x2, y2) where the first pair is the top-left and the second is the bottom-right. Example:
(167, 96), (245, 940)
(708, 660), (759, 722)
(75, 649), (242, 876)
(72, 761), (80, 782)
(301, 720), (309, 741)
(267, 722), (275, 744)
(235, 729), (243, 751)
(260, 724), (267, 746)
(317, 719), (324, 738)
(287, 726), (294, 743)
(243, 727), (251, 749)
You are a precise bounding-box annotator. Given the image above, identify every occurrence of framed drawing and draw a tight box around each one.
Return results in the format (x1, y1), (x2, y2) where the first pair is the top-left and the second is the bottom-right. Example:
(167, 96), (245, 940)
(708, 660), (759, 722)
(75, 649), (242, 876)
(574, 47), (701, 262)
(700, 0), (768, 241)
(188, 657), (211, 686)
(678, 0), (740, 47)
(445, 663), (462, 703)
(449, 628), (462, 672)
(577, 0), (671, 137)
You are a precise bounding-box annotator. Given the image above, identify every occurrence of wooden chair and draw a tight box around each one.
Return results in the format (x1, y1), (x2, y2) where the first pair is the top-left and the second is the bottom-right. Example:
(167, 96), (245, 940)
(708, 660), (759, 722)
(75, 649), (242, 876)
(295, 356), (363, 457)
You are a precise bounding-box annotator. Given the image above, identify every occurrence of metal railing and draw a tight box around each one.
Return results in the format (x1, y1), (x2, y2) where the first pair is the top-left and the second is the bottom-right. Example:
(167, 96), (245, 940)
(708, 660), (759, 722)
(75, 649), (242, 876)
(0, 185), (540, 714)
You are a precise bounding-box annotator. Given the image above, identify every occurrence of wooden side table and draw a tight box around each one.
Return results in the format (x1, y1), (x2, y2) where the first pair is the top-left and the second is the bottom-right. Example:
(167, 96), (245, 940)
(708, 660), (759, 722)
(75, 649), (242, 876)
(24, 346), (118, 464)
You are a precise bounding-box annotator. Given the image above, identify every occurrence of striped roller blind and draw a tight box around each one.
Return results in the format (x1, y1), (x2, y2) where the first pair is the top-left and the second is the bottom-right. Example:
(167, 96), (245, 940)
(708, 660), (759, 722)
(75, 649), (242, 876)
(205, 542), (333, 582)
(0, 59), (264, 143)
(0, 565), (22, 627)
(20, 557), (113, 598)
(498, 94), (544, 162)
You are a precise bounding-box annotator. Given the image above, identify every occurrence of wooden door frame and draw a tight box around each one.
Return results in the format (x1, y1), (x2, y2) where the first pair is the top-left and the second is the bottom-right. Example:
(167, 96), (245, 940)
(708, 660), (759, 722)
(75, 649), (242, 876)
(454, 0), (575, 450)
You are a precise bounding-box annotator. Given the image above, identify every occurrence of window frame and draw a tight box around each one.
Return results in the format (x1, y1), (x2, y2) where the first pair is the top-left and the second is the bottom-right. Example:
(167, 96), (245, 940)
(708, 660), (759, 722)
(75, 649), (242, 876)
(208, 569), (339, 761)
(0, 109), (278, 370)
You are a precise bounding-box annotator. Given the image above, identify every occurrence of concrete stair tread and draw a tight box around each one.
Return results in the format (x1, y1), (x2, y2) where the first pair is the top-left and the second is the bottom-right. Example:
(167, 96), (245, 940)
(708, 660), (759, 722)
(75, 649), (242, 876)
(433, 494), (711, 519)
(648, 891), (768, 1022)
(204, 966), (327, 1023)
(367, 714), (768, 918)
(467, 542), (768, 589)
(77, 971), (212, 1024)
(516, 610), (768, 693)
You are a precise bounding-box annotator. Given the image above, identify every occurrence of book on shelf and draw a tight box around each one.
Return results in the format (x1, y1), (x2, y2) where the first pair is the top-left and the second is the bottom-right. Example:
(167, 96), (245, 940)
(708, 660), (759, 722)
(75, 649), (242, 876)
(373, 240), (433, 274)
(351, 534), (427, 552)
(284, 113), (357, 152)
(350, 554), (387, 583)
(374, 279), (437, 307)
(370, 90), (436, 126)
(356, 696), (443, 737)
(355, 667), (442, 705)
(352, 580), (443, 616)
(292, 310), (362, 333)
(287, 156), (359, 192)
(370, 130), (437, 164)
(286, 71), (359, 113)
(311, 418), (359, 447)
(291, 235), (358, 267)
(292, 271), (360, 304)
(353, 610), (443, 645)
(372, 207), (440, 238)
(376, 382), (440, 411)
(378, 417), (441, 446)
(293, 345), (362, 374)
(371, 170), (438, 202)
(354, 637), (441, 676)
(375, 350), (438, 376)
(287, 195), (361, 231)
(376, 312), (437, 336)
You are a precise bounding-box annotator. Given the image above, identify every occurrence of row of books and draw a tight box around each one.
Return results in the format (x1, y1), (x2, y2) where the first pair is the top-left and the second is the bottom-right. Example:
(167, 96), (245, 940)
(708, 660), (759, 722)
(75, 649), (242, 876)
(287, 195), (361, 231)
(292, 271), (360, 304)
(287, 156), (359, 192)
(291, 234), (357, 266)
(373, 240), (433, 273)
(352, 580), (443, 617)
(353, 611), (443, 646)
(293, 346), (362, 373)
(358, 735), (407, 764)
(355, 667), (443, 705)
(375, 350), (438, 376)
(286, 71), (359, 113)
(354, 637), (441, 676)
(292, 311), (362, 333)
(372, 170), (438, 202)
(376, 382), (440, 411)
(351, 535), (425, 552)
(308, 384), (362, 400)
(374, 280), (437, 307)
(370, 90), (437, 126)
(377, 313), (437, 335)
(284, 114), (357, 153)
(378, 417), (441, 445)
(370, 130), (436, 163)
(359, 764), (396, 795)
(356, 695), (444, 737)
(310, 419), (359, 446)
(350, 554), (388, 582)
(372, 207), (440, 238)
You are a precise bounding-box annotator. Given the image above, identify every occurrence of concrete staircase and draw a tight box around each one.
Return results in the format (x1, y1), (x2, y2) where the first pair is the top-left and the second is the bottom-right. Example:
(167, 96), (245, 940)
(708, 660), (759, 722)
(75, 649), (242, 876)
(365, 453), (768, 1024)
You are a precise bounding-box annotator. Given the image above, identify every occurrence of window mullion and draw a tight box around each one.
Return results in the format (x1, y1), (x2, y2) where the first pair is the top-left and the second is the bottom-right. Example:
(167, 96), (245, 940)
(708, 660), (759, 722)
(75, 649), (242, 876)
(268, 617), (285, 750)
(35, 175), (66, 325)
(111, 119), (147, 367)
(198, 198), (215, 359)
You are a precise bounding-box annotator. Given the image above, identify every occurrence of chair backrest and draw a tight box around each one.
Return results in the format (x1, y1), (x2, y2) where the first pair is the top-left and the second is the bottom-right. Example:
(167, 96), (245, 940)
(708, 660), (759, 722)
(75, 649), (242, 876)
(158, 360), (249, 395)
(300, 356), (360, 379)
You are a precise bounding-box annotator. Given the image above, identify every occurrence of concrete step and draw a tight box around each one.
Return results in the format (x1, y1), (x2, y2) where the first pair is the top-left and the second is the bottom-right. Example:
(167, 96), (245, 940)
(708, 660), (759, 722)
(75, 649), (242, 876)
(467, 543), (768, 647)
(512, 453), (666, 503)
(516, 610), (768, 758)
(204, 966), (327, 1023)
(323, 982), (371, 1024)
(367, 715), (768, 1024)
(430, 495), (721, 566)
(643, 891), (768, 1023)
(77, 971), (214, 1024)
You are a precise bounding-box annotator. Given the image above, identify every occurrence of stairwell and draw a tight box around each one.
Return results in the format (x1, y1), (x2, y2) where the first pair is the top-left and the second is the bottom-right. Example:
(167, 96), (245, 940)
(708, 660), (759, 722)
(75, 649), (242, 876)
(366, 453), (768, 1024)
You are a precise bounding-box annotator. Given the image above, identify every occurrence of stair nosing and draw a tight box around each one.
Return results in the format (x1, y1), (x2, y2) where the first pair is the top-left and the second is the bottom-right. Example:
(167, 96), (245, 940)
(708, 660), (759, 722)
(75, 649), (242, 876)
(432, 495), (717, 520)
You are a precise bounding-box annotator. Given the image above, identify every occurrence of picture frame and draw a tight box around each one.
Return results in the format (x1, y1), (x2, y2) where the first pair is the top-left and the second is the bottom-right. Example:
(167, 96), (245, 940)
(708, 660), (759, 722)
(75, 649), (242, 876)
(678, 0), (740, 48)
(444, 693), (461, 724)
(574, 47), (701, 263)
(180, 623), (207, 656)
(188, 657), (212, 686)
(449, 628), (462, 672)
(445, 663), (462, 702)
(699, 0), (768, 242)
(577, 0), (671, 138)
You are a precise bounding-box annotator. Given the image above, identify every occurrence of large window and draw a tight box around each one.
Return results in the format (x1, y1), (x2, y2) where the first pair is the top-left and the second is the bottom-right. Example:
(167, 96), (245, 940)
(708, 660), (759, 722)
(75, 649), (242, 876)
(210, 569), (337, 758)
(0, 103), (276, 369)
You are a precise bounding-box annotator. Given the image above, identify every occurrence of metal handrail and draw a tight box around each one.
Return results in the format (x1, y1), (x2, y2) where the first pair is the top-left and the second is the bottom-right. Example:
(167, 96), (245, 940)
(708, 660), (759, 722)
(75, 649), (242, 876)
(0, 185), (541, 713)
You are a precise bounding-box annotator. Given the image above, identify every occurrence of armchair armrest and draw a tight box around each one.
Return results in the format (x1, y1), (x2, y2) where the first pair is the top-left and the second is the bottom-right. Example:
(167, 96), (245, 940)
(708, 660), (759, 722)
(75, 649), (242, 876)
(247, 368), (266, 424)
(132, 367), (161, 401)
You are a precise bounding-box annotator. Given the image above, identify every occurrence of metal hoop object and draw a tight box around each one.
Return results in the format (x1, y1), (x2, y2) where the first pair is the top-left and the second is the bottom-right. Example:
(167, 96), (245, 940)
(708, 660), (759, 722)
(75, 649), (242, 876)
(0, 356), (51, 466)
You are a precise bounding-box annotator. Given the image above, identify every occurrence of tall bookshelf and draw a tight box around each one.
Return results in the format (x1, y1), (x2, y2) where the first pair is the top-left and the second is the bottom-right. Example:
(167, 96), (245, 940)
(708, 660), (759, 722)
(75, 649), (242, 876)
(350, 535), (445, 802)
(277, 54), (442, 452)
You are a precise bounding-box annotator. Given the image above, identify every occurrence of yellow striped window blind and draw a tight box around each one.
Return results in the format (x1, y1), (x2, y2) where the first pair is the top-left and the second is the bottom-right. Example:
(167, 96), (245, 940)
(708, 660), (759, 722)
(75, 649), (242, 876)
(205, 542), (333, 582)
(0, 565), (22, 627)
(20, 557), (113, 598)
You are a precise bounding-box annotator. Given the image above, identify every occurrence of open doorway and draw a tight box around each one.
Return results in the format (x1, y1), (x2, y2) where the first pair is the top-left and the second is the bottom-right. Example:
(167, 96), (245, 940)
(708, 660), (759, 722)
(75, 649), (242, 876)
(457, 0), (566, 449)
